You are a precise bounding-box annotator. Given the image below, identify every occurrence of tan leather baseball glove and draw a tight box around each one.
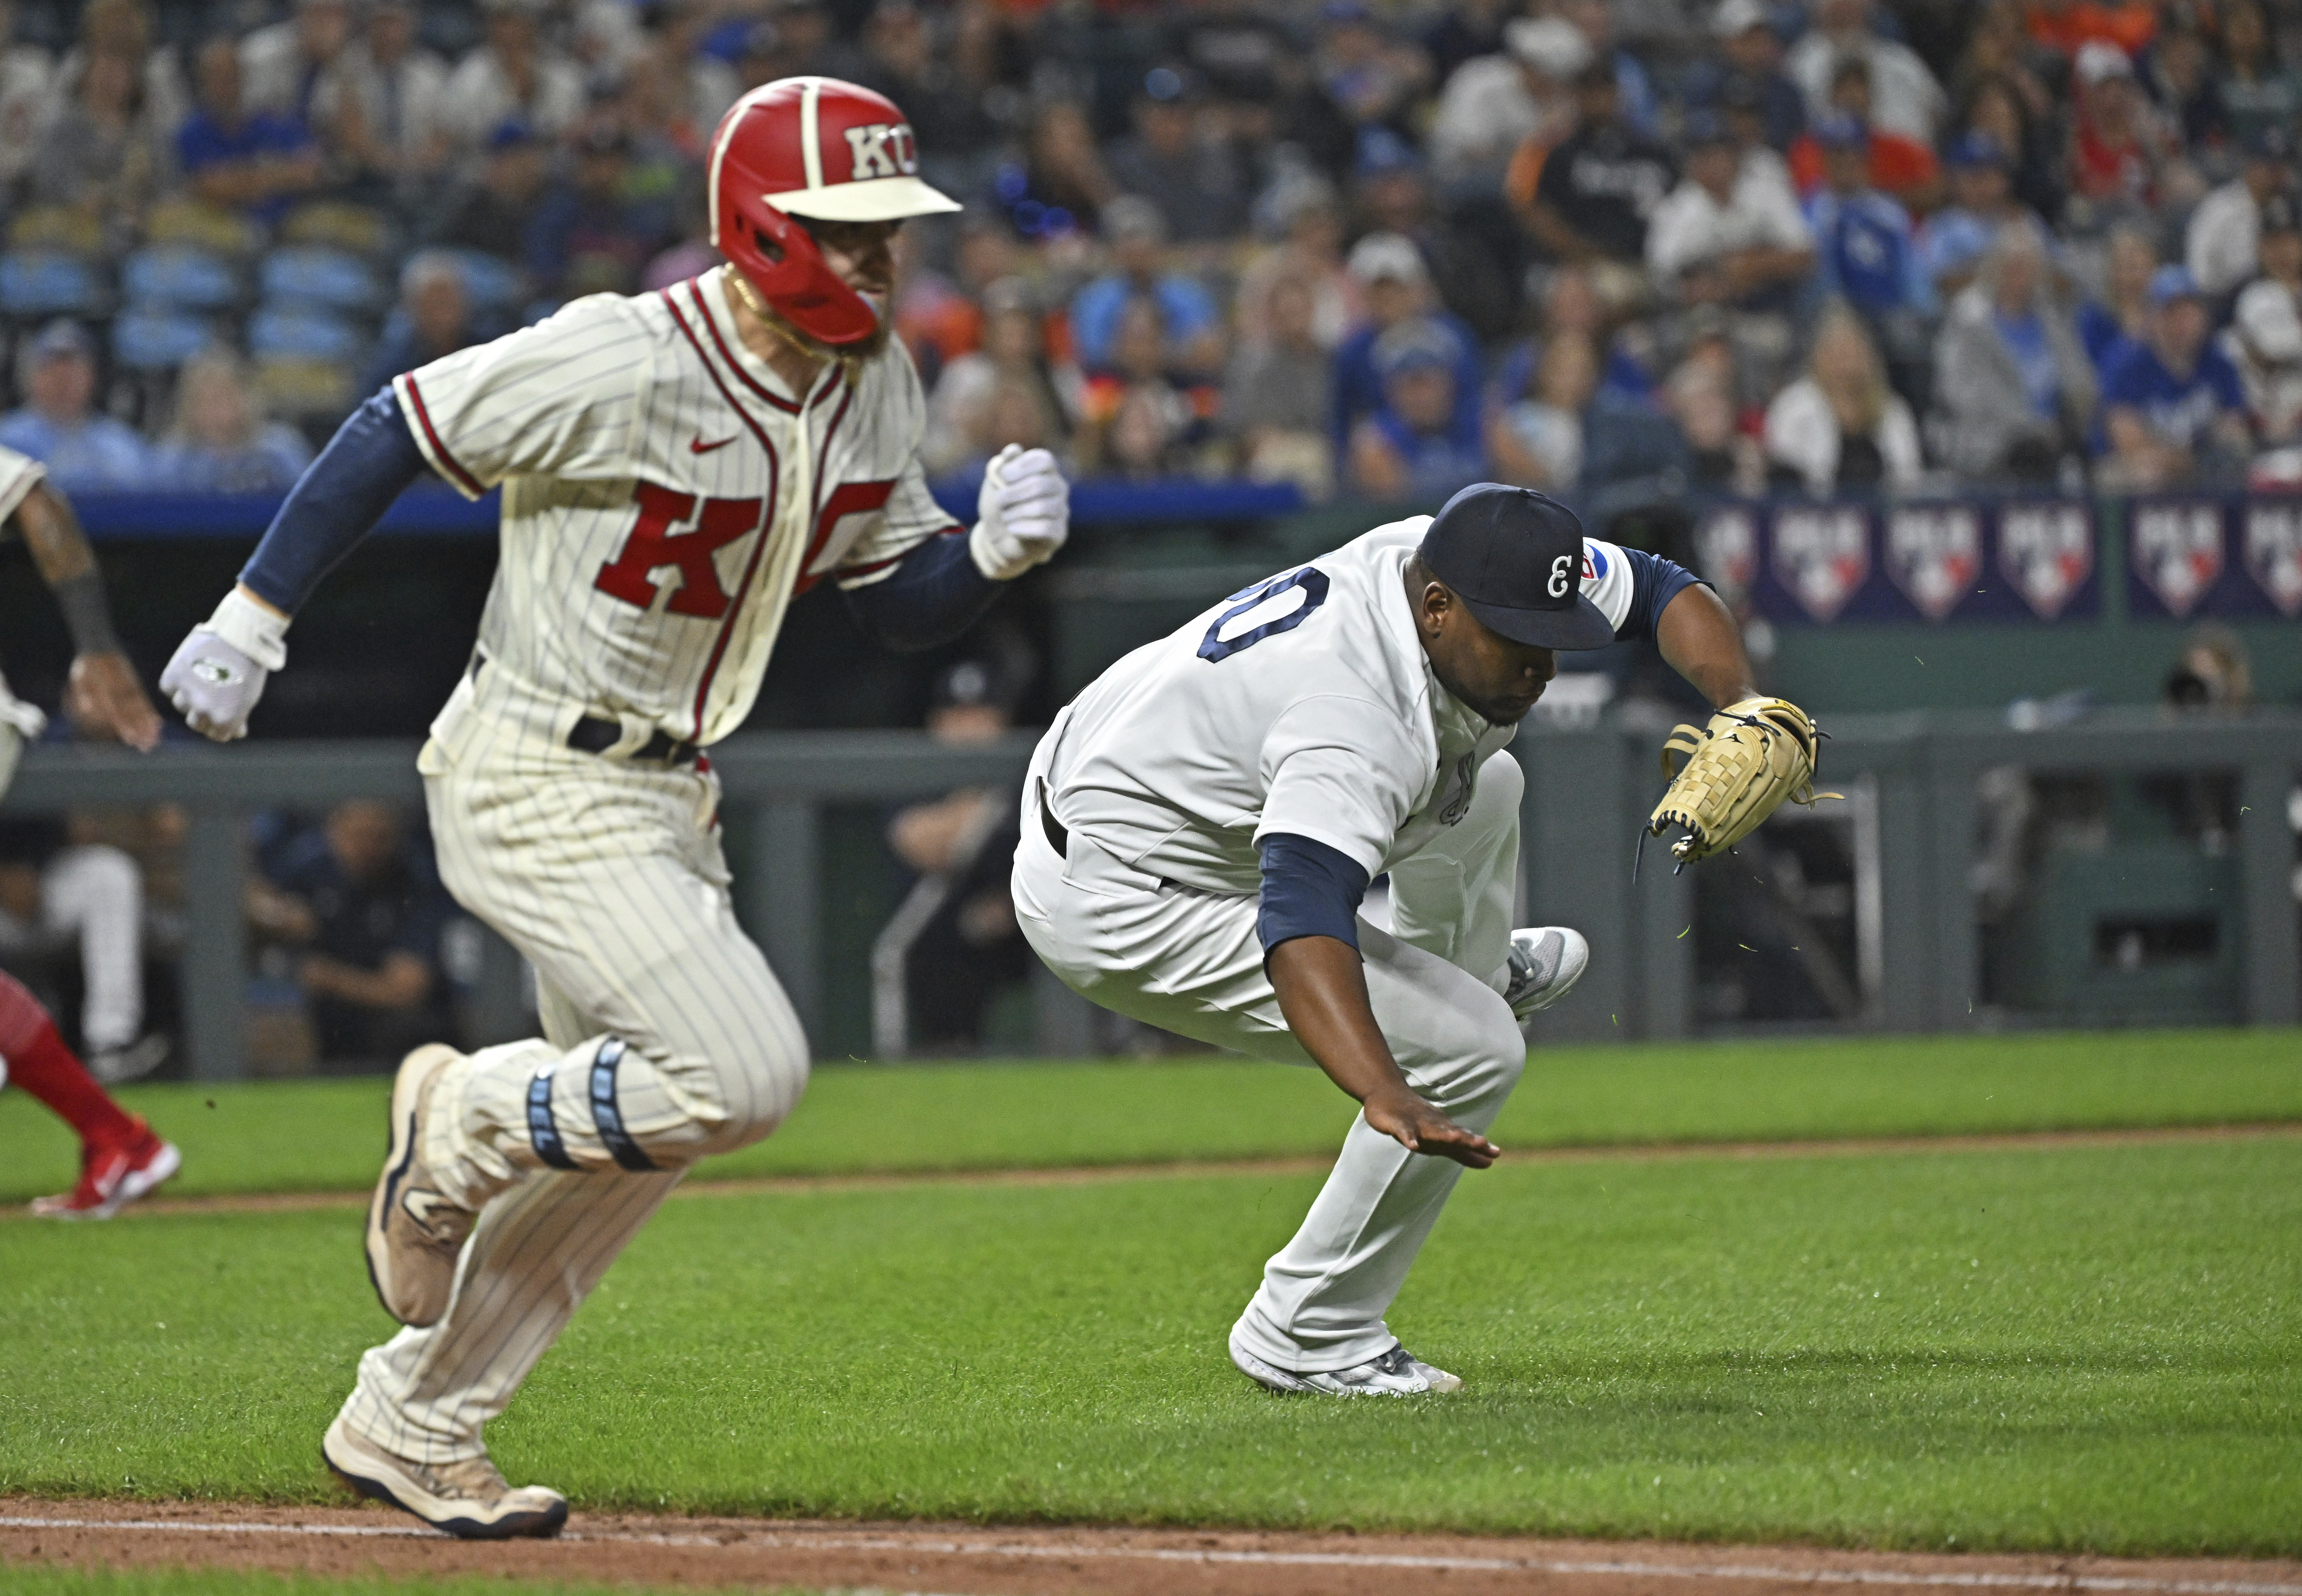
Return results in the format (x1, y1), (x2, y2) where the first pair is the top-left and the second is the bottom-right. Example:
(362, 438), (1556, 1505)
(1646, 697), (1839, 864)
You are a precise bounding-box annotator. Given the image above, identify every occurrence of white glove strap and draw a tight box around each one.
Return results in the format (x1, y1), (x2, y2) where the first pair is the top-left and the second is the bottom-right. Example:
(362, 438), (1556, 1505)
(207, 588), (290, 671)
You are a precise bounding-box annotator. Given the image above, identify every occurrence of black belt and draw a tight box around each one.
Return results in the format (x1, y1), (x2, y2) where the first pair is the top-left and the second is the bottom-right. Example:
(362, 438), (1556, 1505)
(1037, 778), (1069, 857)
(568, 715), (699, 767)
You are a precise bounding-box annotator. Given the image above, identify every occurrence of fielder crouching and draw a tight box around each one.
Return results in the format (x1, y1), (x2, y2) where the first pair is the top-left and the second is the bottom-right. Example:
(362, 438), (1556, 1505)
(1016, 483), (1767, 1395)
(157, 79), (1067, 1539)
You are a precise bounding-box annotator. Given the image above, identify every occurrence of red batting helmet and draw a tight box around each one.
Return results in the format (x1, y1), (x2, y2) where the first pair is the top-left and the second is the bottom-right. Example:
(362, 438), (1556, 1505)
(708, 77), (962, 347)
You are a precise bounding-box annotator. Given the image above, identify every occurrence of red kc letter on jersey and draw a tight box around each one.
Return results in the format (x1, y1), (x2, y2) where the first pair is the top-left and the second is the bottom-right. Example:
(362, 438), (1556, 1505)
(594, 484), (763, 618)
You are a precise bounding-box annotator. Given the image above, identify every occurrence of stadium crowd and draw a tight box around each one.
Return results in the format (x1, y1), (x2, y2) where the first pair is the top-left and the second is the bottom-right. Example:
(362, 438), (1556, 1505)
(0, 0), (2294, 506)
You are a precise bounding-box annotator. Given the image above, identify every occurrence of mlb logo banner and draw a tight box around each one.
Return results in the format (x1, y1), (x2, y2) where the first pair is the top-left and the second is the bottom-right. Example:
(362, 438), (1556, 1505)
(1882, 504), (1983, 620)
(1767, 505), (1874, 622)
(1995, 500), (2099, 620)
(2126, 498), (2240, 619)
(2240, 498), (2302, 618)
(1693, 505), (1760, 606)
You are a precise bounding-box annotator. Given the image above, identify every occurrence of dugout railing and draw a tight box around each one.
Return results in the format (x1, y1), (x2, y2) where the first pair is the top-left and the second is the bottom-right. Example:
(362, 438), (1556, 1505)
(7, 709), (2297, 1079)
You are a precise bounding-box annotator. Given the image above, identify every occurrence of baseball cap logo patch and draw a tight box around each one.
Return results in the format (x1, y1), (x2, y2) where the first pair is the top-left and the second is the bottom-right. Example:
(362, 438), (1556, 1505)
(844, 122), (918, 180)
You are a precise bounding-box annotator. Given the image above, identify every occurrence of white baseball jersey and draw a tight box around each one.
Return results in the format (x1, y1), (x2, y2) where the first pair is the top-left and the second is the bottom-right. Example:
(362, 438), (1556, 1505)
(0, 440), (44, 524)
(0, 443), (48, 766)
(395, 265), (961, 745)
(1043, 518), (1651, 894)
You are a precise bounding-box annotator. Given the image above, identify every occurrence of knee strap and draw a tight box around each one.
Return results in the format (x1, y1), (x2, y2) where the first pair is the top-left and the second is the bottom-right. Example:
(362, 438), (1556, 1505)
(588, 1039), (658, 1172)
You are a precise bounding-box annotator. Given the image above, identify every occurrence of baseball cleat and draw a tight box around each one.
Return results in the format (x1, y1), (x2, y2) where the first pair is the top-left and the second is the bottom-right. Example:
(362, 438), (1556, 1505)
(1229, 1331), (1463, 1396)
(1502, 925), (1589, 1019)
(29, 1120), (180, 1218)
(366, 1043), (475, 1329)
(323, 1414), (567, 1540)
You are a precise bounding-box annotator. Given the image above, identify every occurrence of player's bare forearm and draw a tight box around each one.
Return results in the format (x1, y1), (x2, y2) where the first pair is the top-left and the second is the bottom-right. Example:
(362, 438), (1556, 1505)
(1267, 935), (1499, 1169)
(16, 484), (162, 751)
(1655, 583), (1758, 710)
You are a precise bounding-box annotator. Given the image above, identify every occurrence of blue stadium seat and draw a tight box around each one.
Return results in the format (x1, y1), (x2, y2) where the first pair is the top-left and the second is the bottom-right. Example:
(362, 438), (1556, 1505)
(112, 309), (214, 372)
(0, 252), (106, 319)
(249, 305), (364, 364)
(122, 246), (241, 313)
(260, 247), (382, 316)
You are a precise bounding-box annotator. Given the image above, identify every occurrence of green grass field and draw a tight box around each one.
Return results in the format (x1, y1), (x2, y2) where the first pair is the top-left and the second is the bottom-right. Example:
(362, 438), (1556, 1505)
(2, 1028), (2296, 1204)
(2, 1031), (2298, 1559)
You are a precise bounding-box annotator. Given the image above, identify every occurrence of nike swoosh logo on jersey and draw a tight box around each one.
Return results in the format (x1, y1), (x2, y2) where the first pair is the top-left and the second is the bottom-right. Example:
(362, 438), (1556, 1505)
(689, 434), (738, 454)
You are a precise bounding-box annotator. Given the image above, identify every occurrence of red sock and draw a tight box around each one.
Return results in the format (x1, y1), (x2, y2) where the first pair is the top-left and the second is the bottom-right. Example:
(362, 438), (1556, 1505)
(0, 970), (137, 1148)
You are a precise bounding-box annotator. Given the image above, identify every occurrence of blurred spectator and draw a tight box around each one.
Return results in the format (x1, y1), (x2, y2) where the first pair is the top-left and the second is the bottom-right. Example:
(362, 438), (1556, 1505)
(177, 34), (321, 224)
(1331, 232), (1481, 455)
(2217, 0), (2301, 152)
(1234, 178), (1360, 352)
(332, 1), (453, 191)
(2093, 266), (2252, 489)
(241, 0), (380, 190)
(1787, 57), (1940, 207)
(1553, 0), (1659, 138)
(1490, 328), (1594, 489)
(32, 44), (169, 237)
(2227, 270), (2302, 449)
(1430, 15), (1586, 191)
(360, 252), (481, 393)
(2065, 41), (2174, 214)
(0, 0), (52, 191)
(1956, 71), (2064, 222)
(1008, 100), (1116, 238)
(1662, 326), (1767, 493)
(1355, 126), (1514, 342)
(1787, 0), (1947, 145)
(1222, 275), (1336, 497)
(924, 278), (1075, 475)
(2186, 128), (2296, 302)
(852, 1), (989, 182)
(1803, 114), (1934, 397)
(427, 119), (549, 270)
(2078, 222), (2157, 368)
(1764, 303), (1923, 494)
(152, 350), (314, 493)
(252, 800), (451, 1067)
(445, 0), (586, 148)
(1686, 1), (1806, 152)
(1078, 297), (1206, 478)
(647, 0), (741, 135)
(1346, 316), (1485, 502)
(0, 321), (150, 493)
(1915, 133), (2035, 300)
(1525, 60), (1676, 301)
(1069, 197), (1222, 376)
(0, 817), (159, 1083)
(1422, 0), (1514, 88)
(1647, 112), (1814, 309)
(2024, 0), (2157, 59)
(1931, 222), (2095, 482)
(2146, 25), (2226, 158)
(1309, 1), (1429, 152)
(55, 0), (190, 157)
(1106, 66), (1246, 245)
(881, 659), (1029, 1052)
(526, 124), (667, 299)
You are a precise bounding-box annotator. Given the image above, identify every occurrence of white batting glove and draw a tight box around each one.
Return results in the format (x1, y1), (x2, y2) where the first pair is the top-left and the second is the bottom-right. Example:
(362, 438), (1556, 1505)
(969, 443), (1070, 581)
(159, 588), (287, 742)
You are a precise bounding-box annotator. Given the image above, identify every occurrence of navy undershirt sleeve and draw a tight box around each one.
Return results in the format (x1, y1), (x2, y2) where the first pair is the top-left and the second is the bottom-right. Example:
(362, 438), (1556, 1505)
(238, 386), (430, 615)
(1616, 546), (1705, 643)
(1256, 832), (1372, 956)
(839, 528), (1004, 652)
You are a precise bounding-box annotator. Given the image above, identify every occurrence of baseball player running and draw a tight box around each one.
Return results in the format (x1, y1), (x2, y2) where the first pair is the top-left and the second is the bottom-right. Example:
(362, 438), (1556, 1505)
(159, 79), (1068, 1537)
(0, 443), (179, 1216)
(1017, 484), (1768, 1396)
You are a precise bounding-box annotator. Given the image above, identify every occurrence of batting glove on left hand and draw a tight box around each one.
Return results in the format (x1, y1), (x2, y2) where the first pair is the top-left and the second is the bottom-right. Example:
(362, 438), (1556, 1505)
(969, 443), (1070, 581)
(159, 588), (287, 742)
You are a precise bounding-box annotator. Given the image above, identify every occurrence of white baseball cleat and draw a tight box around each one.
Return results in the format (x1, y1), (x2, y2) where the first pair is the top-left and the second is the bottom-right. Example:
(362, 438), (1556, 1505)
(1230, 1331), (1463, 1396)
(1502, 925), (1590, 1018)
(365, 1043), (475, 1329)
(323, 1414), (567, 1539)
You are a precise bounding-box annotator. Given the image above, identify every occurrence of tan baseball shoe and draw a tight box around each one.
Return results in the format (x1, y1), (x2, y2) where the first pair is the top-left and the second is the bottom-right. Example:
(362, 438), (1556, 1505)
(323, 1414), (567, 1539)
(365, 1043), (475, 1328)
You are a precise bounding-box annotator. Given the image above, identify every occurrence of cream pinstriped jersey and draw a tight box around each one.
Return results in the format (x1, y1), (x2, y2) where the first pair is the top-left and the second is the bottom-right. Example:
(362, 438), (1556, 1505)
(395, 265), (960, 745)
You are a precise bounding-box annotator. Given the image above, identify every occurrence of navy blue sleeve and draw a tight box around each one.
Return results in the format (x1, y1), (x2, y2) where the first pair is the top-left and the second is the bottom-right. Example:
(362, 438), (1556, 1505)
(1617, 546), (1704, 643)
(1255, 832), (1371, 956)
(238, 386), (430, 615)
(839, 528), (1004, 652)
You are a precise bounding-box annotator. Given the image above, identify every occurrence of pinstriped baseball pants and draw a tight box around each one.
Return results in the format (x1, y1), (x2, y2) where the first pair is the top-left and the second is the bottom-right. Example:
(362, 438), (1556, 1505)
(337, 745), (809, 1464)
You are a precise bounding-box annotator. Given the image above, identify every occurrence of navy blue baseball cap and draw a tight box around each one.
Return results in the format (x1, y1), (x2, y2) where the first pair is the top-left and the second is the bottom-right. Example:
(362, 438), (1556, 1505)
(1418, 483), (1615, 650)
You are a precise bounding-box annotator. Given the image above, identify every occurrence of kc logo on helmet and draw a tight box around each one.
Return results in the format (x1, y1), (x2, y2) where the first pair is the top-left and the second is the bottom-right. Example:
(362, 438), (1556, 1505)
(844, 122), (919, 180)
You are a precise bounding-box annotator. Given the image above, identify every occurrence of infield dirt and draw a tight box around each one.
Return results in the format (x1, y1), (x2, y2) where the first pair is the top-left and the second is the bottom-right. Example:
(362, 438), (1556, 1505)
(8, 1498), (2302, 1596)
